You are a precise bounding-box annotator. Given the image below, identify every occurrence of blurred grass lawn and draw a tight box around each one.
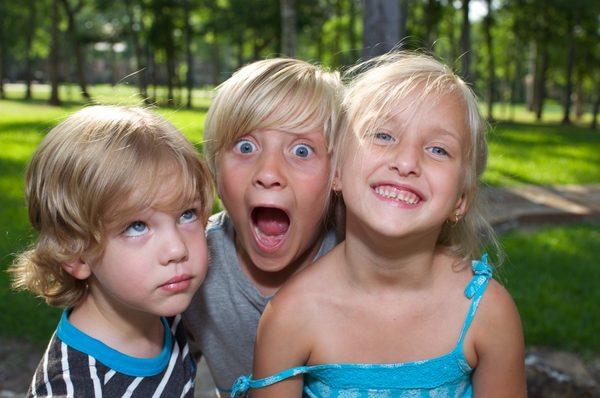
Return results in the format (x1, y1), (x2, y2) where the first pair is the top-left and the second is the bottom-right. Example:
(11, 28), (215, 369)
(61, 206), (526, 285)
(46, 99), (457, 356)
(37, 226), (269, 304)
(1, 85), (599, 356)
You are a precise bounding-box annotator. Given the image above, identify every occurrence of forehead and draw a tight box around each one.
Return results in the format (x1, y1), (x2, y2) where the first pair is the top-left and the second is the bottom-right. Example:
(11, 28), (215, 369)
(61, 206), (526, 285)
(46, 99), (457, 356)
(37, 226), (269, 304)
(385, 91), (469, 138)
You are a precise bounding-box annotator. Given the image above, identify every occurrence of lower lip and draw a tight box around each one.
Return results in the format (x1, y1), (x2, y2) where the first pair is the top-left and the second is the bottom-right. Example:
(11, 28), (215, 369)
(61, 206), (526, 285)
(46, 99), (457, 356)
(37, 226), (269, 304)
(372, 188), (422, 208)
(160, 278), (192, 293)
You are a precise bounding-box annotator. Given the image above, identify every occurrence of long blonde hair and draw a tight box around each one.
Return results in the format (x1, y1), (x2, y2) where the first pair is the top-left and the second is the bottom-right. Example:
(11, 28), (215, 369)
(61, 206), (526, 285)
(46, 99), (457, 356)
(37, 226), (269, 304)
(339, 51), (500, 262)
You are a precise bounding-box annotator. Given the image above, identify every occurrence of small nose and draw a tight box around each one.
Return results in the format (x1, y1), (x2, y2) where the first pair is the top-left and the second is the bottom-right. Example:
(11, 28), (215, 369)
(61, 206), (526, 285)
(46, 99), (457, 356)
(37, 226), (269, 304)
(253, 151), (287, 189)
(159, 228), (188, 266)
(389, 144), (421, 177)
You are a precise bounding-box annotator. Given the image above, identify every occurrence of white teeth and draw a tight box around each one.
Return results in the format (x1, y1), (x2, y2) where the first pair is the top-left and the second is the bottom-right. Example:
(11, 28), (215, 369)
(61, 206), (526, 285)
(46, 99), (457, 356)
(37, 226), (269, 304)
(374, 186), (419, 205)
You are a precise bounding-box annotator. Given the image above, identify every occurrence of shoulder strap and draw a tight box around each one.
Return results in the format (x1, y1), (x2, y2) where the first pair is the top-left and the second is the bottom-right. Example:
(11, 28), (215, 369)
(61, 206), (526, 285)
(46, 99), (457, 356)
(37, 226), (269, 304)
(457, 253), (493, 346)
(230, 365), (330, 397)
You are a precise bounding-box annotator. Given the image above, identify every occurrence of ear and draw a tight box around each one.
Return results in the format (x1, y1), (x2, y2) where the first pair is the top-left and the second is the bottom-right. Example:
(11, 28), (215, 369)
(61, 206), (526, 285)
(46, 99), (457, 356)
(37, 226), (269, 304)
(62, 258), (92, 280)
(452, 192), (469, 221)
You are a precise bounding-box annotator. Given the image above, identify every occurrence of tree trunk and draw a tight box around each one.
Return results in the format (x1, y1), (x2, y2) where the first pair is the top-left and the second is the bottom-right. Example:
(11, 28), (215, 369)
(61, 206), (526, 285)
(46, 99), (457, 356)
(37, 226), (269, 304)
(280, 0), (297, 57)
(211, 40), (221, 86)
(424, 0), (438, 49)
(591, 80), (599, 129)
(459, 0), (471, 81)
(349, 0), (357, 56)
(0, 13), (5, 99)
(533, 42), (548, 121)
(362, 0), (400, 59)
(24, 0), (37, 100)
(399, 0), (409, 42)
(484, 0), (495, 121)
(49, 0), (61, 105)
(184, 0), (193, 109)
(561, 16), (576, 125)
(125, 0), (148, 102)
(60, 0), (91, 101)
(574, 72), (583, 120)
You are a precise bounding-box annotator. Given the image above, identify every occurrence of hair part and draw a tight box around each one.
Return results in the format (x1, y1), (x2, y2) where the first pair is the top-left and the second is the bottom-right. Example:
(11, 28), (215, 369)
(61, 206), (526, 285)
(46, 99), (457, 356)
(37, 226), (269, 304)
(339, 51), (501, 263)
(10, 105), (213, 307)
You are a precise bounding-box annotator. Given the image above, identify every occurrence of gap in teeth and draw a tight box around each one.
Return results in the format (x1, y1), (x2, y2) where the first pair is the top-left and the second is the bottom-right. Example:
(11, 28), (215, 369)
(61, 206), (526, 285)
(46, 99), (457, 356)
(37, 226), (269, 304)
(375, 186), (419, 204)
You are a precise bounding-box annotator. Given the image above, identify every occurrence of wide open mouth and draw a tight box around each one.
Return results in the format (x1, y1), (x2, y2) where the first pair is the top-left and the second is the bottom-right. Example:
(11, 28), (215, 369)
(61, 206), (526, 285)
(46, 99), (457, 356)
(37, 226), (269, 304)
(251, 207), (291, 250)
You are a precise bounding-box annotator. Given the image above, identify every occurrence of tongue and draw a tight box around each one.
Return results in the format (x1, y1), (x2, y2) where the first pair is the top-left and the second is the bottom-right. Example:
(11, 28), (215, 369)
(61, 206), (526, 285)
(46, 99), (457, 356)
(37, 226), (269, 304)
(254, 208), (289, 236)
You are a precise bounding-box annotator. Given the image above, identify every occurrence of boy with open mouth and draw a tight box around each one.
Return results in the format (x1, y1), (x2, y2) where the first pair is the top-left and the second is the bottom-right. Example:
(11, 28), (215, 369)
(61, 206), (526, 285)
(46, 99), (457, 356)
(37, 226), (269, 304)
(183, 58), (343, 397)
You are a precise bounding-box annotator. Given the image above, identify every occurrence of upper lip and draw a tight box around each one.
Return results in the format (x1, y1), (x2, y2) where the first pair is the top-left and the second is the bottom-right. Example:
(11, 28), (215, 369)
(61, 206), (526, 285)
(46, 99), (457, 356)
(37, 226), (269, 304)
(370, 182), (425, 201)
(159, 274), (191, 287)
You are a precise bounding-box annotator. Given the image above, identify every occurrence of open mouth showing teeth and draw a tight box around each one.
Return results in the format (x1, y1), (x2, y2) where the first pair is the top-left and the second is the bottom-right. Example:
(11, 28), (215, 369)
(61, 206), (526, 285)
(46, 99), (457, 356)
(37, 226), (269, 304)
(374, 186), (421, 205)
(251, 207), (290, 249)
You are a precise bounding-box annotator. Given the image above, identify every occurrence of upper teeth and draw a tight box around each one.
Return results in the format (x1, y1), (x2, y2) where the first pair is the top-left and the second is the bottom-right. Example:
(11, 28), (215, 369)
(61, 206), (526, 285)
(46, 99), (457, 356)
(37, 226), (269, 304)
(374, 186), (419, 204)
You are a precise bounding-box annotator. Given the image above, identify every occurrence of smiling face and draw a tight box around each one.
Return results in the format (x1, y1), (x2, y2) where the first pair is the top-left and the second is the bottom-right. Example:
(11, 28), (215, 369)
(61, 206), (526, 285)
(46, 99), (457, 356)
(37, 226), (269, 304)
(216, 128), (331, 275)
(77, 188), (208, 319)
(337, 91), (470, 242)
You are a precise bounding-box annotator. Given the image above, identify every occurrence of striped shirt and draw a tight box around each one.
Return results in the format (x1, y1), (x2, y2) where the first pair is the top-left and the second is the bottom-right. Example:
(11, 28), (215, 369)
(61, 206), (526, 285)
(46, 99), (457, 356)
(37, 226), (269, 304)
(28, 311), (196, 398)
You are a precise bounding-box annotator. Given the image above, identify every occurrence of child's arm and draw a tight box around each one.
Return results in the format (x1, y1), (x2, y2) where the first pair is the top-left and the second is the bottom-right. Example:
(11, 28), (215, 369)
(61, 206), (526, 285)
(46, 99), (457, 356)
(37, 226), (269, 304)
(471, 281), (527, 397)
(251, 292), (314, 398)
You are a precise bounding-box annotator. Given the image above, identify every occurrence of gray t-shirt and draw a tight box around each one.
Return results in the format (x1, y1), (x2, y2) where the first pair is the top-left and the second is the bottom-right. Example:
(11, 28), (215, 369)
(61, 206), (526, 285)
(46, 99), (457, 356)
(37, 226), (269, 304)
(182, 211), (338, 395)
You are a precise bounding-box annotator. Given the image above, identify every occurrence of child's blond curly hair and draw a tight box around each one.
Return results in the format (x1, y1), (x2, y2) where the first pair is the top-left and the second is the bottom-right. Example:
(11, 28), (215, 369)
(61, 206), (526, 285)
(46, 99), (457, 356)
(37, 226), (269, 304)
(10, 105), (213, 307)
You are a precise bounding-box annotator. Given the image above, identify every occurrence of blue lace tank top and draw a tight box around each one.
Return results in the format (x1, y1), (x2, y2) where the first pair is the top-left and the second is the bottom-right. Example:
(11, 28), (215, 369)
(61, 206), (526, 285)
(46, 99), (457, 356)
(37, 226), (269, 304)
(230, 255), (493, 398)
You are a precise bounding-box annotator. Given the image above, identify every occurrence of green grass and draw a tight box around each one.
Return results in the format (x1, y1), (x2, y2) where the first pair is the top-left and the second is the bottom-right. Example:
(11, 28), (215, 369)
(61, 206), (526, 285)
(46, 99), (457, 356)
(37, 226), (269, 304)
(485, 121), (600, 186)
(1, 87), (599, 352)
(500, 224), (600, 358)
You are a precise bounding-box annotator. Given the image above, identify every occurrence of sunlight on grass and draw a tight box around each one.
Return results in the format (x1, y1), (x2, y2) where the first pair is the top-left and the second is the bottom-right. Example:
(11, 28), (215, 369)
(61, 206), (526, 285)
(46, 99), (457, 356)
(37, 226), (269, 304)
(501, 224), (600, 358)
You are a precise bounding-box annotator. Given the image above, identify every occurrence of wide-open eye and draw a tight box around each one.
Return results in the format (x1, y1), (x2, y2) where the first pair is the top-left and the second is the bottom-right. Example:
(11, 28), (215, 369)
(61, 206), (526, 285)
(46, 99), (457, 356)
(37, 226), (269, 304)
(123, 221), (148, 237)
(427, 146), (449, 157)
(291, 143), (314, 158)
(179, 209), (198, 224)
(234, 139), (257, 154)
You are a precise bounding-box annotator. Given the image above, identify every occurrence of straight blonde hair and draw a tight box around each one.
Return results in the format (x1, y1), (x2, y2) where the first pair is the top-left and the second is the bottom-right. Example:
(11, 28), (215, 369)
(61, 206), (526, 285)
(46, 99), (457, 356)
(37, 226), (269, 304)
(203, 58), (343, 177)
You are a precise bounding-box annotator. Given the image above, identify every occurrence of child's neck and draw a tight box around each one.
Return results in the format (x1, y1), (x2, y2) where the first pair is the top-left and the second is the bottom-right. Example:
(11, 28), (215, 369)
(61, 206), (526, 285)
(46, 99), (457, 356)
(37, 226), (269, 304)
(342, 225), (444, 292)
(69, 295), (165, 358)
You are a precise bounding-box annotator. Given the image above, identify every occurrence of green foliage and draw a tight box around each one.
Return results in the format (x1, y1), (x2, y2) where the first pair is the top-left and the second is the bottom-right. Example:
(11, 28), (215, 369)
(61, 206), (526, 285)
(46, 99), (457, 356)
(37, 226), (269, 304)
(501, 224), (600, 357)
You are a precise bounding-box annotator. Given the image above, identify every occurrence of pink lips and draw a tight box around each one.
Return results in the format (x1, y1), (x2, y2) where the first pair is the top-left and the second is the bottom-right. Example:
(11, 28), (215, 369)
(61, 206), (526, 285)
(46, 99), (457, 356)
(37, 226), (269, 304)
(159, 274), (192, 293)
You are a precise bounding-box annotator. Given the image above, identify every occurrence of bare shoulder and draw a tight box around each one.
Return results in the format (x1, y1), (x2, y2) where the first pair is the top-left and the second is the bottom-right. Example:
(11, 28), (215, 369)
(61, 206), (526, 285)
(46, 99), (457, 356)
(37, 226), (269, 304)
(470, 278), (527, 396)
(253, 246), (341, 383)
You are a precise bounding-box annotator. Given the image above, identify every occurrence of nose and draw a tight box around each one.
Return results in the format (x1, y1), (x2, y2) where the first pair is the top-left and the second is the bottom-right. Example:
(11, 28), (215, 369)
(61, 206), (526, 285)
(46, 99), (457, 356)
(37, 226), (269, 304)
(159, 227), (189, 266)
(389, 144), (421, 177)
(253, 150), (287, 189)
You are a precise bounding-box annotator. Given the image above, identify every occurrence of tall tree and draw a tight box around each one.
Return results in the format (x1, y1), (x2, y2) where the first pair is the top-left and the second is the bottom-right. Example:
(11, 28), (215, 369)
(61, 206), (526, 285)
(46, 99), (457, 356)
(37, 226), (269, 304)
(49, 0), (61, 105)
(280, 0), (297, 57)
(184, 0), (194, 108)
(362, 0), (400, 58)
(60, 0), (92, 101)
(483, 0), (495, 121)
(125, 0), (148, 102)
(459, 0), (471, 81)
(24, 0), (37, 100)
(0, 2), (5, 99)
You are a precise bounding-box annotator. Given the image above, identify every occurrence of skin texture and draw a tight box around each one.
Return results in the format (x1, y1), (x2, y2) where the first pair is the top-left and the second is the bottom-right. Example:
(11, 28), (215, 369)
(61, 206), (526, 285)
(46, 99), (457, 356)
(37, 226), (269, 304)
(251, 92), (526, 397)
(64, 189), (208, 359)
(215, 128), (331, 296)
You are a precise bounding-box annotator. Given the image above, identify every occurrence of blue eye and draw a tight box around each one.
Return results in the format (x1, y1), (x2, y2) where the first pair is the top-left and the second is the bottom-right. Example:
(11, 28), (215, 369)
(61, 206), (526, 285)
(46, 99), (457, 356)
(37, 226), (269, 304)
(373, 132), (395, 144)
(123, 221), (148, 237)
(179, 209), (198, 224)
(429, 146), (449, 156)
(234, 139), (257, 154)
(292, 144), (313, 158)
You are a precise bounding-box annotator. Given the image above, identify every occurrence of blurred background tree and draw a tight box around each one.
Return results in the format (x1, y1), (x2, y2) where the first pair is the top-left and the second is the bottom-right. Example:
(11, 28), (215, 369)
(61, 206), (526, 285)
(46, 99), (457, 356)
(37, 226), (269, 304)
(0, 0), (598, 125)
